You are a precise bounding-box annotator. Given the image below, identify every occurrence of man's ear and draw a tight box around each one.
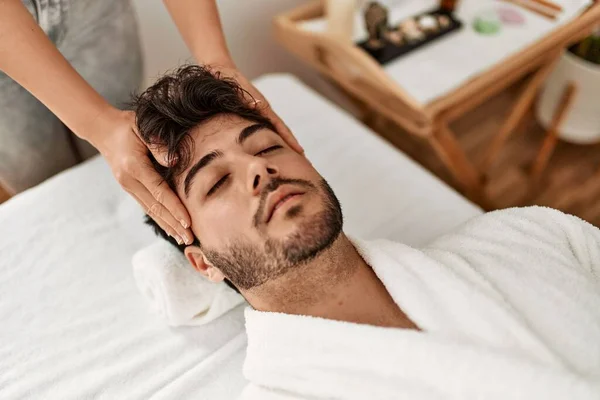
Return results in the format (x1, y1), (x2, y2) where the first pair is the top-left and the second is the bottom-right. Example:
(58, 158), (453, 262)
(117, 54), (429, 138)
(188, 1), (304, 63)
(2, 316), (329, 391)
(184, 245), (226, 283)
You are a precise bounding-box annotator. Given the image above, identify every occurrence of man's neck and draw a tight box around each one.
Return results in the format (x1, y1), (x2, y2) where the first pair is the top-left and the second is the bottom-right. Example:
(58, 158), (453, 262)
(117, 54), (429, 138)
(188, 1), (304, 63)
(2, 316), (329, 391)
(245, 235), (419, 329)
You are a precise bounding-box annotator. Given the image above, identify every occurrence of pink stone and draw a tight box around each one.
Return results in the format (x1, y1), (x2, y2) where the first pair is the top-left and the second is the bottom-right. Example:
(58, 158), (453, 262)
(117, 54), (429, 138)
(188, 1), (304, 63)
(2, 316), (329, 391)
(497, 6), (526, 25)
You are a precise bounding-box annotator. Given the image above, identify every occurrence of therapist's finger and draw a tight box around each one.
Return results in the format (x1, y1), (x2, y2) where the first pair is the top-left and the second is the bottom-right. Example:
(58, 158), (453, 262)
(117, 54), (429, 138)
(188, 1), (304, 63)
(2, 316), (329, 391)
(137, 166), (192, 230)
(273, 114), (304, 154)
(148, 144), (177, 167)
(127, 190), (180, 241)
(258, 101), (304, 154)
(135, 185), (192, 245)
(131, 121), (175, 168)
(129, 175), (193, 245)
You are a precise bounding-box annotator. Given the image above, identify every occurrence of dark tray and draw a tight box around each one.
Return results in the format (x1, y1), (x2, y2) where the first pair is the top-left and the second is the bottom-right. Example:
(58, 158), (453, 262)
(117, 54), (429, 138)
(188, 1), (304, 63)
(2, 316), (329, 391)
(357, 8), (463, 65)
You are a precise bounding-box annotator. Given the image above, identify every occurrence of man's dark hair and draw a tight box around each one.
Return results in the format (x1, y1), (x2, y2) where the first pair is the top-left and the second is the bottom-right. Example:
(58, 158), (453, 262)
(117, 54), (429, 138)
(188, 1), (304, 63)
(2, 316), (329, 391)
(131, 64), (276, 293)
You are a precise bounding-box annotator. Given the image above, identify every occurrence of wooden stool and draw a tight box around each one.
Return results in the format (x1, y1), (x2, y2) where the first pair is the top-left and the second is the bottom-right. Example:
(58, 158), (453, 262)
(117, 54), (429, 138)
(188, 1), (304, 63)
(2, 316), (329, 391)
(530, 82), (579, 183)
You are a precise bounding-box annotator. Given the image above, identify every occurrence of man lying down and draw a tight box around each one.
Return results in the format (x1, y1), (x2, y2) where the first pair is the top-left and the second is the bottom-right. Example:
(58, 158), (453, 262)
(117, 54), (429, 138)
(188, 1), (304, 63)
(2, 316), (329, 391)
(132, 65), (600, 400)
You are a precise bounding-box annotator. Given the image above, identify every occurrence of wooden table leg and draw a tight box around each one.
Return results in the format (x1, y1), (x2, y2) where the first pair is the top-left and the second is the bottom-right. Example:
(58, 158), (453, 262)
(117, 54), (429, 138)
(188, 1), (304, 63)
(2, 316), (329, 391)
(428, 123), (487, 205)
(530, 82), (578, 182)
(480, 52), (563, 174)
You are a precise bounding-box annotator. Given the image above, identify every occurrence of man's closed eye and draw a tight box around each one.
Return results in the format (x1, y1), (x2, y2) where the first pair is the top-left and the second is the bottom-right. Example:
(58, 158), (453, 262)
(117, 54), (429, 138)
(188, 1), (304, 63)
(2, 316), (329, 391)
(207, 174), (230, 196)
(255, 145), (282, 156)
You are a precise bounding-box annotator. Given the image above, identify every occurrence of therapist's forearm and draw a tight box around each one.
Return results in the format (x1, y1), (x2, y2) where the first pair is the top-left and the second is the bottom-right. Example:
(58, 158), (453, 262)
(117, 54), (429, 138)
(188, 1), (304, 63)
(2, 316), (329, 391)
(163, 0), (235, 67)
(0, 0), (115, 143)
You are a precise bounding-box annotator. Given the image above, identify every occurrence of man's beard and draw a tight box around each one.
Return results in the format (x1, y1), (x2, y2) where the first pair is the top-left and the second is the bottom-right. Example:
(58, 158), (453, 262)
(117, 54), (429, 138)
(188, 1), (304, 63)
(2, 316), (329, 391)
(203, 178), (343, 290)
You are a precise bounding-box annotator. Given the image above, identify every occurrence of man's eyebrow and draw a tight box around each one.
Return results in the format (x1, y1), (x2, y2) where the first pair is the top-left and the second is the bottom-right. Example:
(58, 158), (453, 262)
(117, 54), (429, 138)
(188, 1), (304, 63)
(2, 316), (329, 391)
(184, 150), (224, 197)
(237, 123), (272, 145)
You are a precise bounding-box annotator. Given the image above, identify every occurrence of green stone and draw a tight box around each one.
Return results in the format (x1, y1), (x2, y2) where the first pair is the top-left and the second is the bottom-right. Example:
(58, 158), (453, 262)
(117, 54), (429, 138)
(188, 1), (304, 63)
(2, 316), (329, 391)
(474, 15), (502, 35)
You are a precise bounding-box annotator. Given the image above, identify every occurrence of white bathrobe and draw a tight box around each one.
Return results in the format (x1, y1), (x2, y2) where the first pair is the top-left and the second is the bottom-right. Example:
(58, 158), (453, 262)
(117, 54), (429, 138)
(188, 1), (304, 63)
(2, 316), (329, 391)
(240, 207), (600, 400)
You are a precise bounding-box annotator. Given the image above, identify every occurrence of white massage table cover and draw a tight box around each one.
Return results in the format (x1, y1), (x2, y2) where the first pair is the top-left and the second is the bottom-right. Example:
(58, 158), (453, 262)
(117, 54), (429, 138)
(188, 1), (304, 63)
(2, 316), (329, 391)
(0, 74), (481, 399)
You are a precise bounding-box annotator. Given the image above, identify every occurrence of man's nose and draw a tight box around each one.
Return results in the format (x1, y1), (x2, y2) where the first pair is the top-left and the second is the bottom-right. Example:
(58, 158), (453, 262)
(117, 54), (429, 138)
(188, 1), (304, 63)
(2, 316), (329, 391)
(247, 158), (279, 196)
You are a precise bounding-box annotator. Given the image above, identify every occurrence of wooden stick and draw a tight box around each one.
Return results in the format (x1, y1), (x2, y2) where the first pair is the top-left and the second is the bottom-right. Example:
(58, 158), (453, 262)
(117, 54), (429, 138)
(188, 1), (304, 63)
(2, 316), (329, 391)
(529, 0), (563, 13)
(499, 0), (559, 20)
(530, 82), (578, 181)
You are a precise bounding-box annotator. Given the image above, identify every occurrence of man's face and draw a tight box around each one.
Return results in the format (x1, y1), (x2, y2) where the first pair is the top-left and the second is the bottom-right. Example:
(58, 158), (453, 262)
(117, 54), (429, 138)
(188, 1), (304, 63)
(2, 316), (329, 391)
(178, 114), (343, 290)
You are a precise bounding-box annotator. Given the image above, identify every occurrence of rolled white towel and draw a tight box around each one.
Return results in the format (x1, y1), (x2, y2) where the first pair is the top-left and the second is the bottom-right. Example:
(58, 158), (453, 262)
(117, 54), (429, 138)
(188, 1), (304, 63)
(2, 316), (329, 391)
(132, 241), (245, 327)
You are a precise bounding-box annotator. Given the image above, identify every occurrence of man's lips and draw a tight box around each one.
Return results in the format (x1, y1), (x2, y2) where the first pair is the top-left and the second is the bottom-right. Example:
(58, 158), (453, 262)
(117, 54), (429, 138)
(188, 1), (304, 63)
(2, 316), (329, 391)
(265, 188), (305, 224)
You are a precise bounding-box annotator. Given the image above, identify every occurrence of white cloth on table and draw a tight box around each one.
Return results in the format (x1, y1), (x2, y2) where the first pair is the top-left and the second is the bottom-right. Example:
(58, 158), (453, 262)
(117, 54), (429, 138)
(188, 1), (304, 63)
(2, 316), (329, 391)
(240, 206), (600, 399)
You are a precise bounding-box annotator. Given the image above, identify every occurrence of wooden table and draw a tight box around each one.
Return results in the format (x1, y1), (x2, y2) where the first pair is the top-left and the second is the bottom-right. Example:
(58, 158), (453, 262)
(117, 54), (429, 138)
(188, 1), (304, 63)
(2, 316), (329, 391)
(273, 1), (600, 206)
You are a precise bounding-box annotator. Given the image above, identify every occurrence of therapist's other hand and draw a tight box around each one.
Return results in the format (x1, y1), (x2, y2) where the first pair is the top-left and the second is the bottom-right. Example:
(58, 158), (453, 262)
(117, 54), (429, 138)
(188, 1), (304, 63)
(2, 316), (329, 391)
(92, 109), (193, 245)
(218, 66), (304, 154)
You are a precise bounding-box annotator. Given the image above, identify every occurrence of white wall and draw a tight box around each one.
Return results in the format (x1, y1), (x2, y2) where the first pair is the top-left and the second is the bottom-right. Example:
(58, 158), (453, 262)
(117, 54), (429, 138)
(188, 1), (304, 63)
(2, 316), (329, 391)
(131, 0), (324, 88)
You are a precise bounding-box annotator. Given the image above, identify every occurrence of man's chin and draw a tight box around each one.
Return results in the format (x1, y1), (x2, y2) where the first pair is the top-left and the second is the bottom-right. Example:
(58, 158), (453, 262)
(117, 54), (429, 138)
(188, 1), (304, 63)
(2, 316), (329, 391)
(268, 207), (342, 266)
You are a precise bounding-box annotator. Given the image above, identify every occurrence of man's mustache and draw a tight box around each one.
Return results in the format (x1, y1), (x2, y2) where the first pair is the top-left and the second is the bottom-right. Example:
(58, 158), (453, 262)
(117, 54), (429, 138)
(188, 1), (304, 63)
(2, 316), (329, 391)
(253, 178), (315, 227)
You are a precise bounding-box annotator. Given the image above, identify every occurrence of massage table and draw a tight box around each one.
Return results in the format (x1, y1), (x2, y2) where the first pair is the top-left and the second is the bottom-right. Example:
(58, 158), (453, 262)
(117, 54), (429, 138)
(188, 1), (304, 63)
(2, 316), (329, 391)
(0, 74), (482, 399)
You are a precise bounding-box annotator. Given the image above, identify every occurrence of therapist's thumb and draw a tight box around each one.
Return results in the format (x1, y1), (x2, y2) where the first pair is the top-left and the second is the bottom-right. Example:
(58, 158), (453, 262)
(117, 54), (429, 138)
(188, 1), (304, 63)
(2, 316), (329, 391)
(148, 145), (177, 167)
(132, 125), (176, 167)
(259, 101), (304, 155)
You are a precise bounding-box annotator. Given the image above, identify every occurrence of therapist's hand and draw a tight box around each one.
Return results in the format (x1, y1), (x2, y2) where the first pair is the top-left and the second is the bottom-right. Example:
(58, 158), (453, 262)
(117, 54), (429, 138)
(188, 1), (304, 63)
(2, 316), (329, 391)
(91, 108), (194, 245)
(217, 66), (305, 154)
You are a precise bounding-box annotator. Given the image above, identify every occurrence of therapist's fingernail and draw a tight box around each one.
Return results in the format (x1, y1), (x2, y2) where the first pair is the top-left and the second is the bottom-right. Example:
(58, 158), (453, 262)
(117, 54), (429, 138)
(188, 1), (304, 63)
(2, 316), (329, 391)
(175, 236), (183, 245)
(180, 219), (189, 229)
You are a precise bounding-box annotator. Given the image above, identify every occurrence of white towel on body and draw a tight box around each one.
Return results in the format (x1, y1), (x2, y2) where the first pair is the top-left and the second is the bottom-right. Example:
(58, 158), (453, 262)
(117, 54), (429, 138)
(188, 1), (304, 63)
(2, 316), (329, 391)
(240, 206), (600, 399)
(132, 241), (245, 327)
